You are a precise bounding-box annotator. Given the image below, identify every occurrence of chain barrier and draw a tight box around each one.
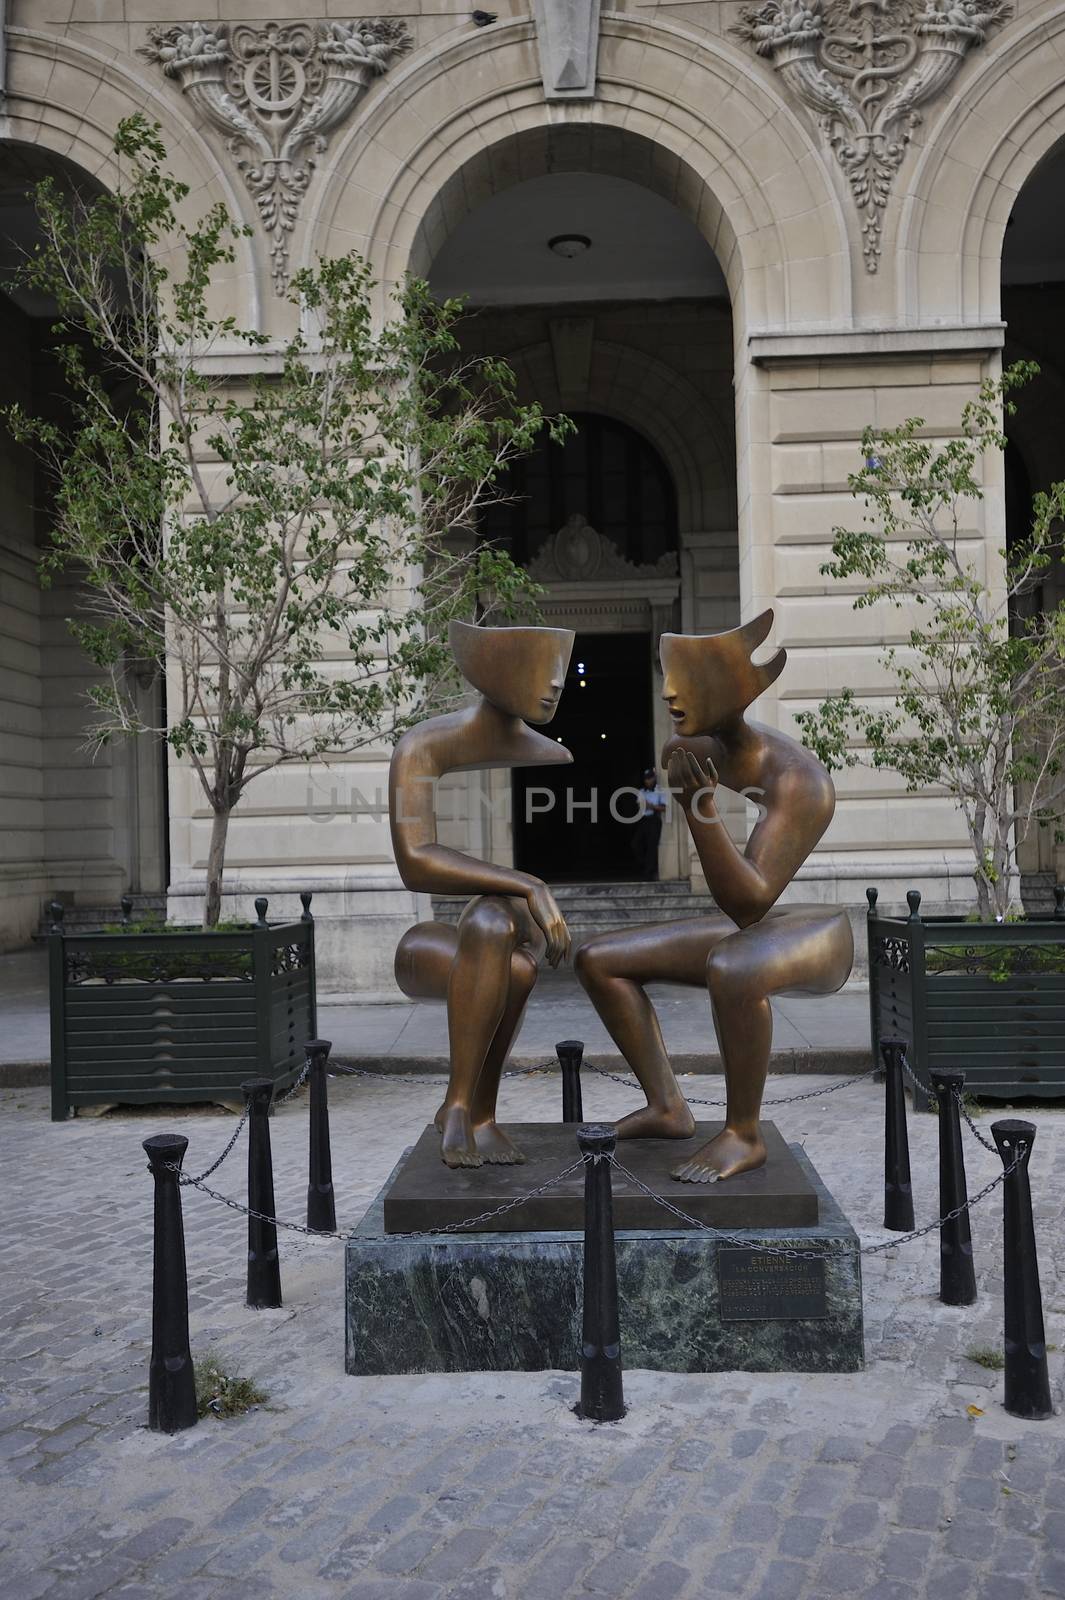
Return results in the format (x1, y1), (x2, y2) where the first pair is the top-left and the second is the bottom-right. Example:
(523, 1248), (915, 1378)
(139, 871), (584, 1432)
(165, 1060), (311, 1187)
(174, 1125), (1018, 1259)
(272, 1057), (312, 1108)
(175, 1102), (251, 1187)
(586, 1061), (878, 1107)
(327, 1056), (879, 1106)
(607, 1148), (1022, 1260)
(325, 1061), (555, 1087)
(955, 1090), (999, 1154)
(894, 1048), (1000, 1156)
(176, 1155), (591, 1242)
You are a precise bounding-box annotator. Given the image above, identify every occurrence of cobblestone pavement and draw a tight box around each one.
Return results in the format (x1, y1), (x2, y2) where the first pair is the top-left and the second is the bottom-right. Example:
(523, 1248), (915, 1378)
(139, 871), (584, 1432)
(2, 1070), (1063, 1600)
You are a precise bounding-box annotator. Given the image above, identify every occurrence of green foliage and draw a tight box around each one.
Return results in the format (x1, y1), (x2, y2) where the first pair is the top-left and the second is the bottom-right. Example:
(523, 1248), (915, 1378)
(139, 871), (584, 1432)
(795, 363), (1065, 920)
(926, 941), (1065, 981)
(965, 1345), (1005, 1371)
(6, 116), (567, 922)
(194, 1354), (269, 1418)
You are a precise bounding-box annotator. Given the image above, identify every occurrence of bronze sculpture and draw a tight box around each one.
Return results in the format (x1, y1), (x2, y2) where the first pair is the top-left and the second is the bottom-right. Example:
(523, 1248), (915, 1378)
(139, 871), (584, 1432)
(575, 611), (853, 1183)
(390, 620), (575, 1167)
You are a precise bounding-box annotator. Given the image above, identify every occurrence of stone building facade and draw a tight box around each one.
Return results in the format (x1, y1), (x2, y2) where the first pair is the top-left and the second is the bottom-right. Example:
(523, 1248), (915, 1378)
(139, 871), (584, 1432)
(1, 0), (1064, 991)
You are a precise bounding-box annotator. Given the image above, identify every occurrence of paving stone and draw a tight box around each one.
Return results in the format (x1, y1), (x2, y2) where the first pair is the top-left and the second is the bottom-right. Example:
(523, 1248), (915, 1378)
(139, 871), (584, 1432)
(1043, 1555), (1065, 1598)
(751, 1558), (810, 1600)
(0, 1078), (1062, 1600)
(779, 1517), (827, 1559)
(419, 1530), (496, 1582)
(814, 1551), (873, 1594)
(925, 1559), (980, 1600)
(895, 1485), (944, 1531)
(831, 1500), (881, 1548)
(629, 1559), (692, 1600)
(878, 1529), (933, 1579)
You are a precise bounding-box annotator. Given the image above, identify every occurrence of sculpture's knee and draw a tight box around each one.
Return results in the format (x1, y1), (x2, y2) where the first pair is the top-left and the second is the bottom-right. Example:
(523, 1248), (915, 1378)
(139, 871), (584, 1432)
(459, 896), (520, 949)
(510, 946), (538, 998)
(575, 939), (606, 993)
(706, 943), (759, 1006)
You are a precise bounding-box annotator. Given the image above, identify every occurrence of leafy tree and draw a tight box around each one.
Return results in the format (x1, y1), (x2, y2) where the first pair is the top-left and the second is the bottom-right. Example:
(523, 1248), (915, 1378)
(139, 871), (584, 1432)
(5, 116), (562, 925)
(796, 363), (1065, 921)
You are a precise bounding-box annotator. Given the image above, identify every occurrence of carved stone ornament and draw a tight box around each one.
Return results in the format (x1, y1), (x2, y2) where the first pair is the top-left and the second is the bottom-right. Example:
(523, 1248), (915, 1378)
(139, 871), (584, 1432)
(527, 514), (680, 582)
(731, 0), (1011, 271)
(533, 0), (602, 100)
(139, 20), (413, 293)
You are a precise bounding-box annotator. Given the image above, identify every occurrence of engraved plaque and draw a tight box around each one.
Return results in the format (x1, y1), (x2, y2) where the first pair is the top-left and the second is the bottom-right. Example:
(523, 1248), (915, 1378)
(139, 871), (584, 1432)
(718, 1248), (828, 1321)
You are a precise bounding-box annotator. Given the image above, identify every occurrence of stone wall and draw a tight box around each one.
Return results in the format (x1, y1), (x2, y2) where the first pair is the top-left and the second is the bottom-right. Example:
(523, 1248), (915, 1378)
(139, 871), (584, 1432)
(5, 0), (1065, 981)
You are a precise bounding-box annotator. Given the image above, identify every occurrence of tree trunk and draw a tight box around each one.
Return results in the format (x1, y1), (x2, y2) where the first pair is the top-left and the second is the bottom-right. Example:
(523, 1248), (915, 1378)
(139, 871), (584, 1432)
(991, 823), (1013, 921)
(204, 807), (230, 929)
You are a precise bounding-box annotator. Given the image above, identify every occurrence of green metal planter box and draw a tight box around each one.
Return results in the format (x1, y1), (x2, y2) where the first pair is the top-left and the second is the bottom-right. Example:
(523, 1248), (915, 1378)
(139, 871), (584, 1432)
(48, 894), (317, 1121)
(867, 886), (1065, 1111)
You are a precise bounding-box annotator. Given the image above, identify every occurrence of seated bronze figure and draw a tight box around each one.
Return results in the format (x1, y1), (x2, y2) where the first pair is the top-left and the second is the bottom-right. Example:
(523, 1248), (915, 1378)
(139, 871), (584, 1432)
(576, 611), (853, 1183)
(389, 620), (575, 1168)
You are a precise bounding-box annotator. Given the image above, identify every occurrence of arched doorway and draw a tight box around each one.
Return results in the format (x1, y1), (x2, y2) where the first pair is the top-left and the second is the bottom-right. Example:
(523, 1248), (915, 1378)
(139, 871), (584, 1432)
(424, 136), (737, 887)
(0, 145), (167, 948)
(484, 412), (678, 878)
(1001, 135), (1065, 906)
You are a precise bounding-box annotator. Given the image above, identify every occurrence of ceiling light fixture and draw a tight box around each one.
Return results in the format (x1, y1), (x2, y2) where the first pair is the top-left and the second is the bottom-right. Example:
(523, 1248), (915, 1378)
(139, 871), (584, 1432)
(548, 234), (591, 259)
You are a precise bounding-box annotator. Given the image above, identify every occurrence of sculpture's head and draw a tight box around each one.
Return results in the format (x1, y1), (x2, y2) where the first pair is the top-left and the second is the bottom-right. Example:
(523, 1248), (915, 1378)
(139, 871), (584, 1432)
(449, 620), (575, 725)
(660, 611), (786, 736)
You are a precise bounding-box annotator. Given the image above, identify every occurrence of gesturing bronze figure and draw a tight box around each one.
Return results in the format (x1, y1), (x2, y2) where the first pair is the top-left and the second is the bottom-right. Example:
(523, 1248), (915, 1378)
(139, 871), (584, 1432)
(576, 612), (853, 1183)
(390, 620), (575, 1168)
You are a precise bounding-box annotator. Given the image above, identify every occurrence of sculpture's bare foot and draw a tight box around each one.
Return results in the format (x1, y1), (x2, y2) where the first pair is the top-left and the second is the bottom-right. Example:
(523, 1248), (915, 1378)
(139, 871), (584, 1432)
(671, 1126), (767, 1184)
(435, 1104), (482, 1168)
(473, 1120), (527, 1164)
(616, 1101), (696, 1141)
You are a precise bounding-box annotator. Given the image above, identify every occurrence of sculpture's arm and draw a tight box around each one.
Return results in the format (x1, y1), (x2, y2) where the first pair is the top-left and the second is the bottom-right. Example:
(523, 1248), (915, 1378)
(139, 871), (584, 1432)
(388, 738), (570, 963)
(667, 748), (833, 928)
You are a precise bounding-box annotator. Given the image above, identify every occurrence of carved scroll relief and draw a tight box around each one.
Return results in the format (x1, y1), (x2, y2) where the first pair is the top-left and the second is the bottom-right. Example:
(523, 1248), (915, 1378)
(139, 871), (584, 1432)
(139, 21), (412, 294)
(731, 0), (1010, 272)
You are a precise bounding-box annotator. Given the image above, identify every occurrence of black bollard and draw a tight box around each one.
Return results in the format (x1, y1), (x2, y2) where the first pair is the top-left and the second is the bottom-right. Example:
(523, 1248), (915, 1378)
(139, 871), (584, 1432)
(143, 1134), (198, 1434)
(576, 1124), (625, 1422)
(881, 1038), (915, 1232)
(243, 1078), (282, 1309)
(305, 1039), (336, 1233)
(929, 1070), (977, 1306)
(992, 1120), (1052, 1420)
(557, 1039), (585, 1123)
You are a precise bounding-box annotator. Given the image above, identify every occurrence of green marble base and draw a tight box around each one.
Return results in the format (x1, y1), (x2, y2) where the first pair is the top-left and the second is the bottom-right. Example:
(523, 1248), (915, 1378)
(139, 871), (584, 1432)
(345, 1143), (863, 1375)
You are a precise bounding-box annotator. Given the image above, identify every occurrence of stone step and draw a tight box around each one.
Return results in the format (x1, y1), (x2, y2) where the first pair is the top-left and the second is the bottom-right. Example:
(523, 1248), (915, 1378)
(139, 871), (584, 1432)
(1021, 871), (1061, 916)
(432, 881), (717, 939)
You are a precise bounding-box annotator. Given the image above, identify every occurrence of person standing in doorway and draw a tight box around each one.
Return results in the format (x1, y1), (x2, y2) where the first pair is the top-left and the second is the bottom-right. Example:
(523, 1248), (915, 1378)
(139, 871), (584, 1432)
(633, 768), (666, 880)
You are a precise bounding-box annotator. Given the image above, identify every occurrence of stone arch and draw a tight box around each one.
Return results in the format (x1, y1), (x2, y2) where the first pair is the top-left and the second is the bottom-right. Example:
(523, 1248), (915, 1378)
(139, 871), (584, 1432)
(502, 338), (733, 535)
(309, 15), (850, 332)
(5, 25), (263, 328)
(899, 2), (1065, 325)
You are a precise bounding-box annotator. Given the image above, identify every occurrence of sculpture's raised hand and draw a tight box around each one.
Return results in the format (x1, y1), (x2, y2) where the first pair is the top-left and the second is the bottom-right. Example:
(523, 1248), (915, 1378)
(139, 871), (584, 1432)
(667, 747), (718, 816)
(526, 882), (571, 967)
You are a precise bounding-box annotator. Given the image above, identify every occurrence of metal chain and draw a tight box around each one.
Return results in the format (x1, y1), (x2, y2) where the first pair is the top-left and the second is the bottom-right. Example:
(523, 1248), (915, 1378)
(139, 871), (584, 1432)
(323, 1059), (878, 1106)
(953, 1087), (999, 1154)
(176, 1155), (591, 1242)
(168, 1063), (310, 1187)
(326, 1061), (555, 1087)
(587, 1062), (878, 1106)
(607, 1148), (1022, 1260)
(273, 1057), (312, 1108)
(607, 1156), (851, 1259)
(860, 1153), (1022, 1254)
(177, 1102), (251, 1186)
(893, 1047), (1000, 1156)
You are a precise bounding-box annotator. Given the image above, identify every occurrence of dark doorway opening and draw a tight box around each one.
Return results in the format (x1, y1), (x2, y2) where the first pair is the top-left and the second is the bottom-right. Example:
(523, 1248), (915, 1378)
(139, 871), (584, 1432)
(480, 411), (678, 569)
(513, 631), (655, 882)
